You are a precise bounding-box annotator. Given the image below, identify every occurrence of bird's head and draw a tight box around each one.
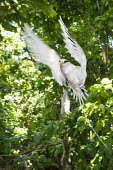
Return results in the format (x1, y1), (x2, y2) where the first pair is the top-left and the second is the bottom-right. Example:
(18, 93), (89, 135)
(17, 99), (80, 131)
(59, 59), (68, 65)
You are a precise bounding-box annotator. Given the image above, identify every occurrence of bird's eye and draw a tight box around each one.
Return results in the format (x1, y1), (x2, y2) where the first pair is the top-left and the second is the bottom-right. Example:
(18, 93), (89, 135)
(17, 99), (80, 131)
(64, 60), (68, 63)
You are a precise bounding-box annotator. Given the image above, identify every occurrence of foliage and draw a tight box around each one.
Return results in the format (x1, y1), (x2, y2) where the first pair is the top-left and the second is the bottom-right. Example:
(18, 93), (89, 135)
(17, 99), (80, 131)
(0, 0), (113, 169)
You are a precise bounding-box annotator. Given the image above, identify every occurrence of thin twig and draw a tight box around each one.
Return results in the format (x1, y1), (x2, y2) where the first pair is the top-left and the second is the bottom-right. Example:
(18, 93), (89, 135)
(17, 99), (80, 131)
(82, 15), (94, 32)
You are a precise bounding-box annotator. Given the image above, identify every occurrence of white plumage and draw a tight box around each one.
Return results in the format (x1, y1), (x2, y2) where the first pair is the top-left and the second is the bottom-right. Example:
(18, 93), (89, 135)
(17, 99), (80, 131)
(23, 17), (88, 104)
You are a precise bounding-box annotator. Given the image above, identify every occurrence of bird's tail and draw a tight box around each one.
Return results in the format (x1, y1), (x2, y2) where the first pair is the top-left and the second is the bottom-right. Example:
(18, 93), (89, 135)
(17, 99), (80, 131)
(68, 84), (88, 105)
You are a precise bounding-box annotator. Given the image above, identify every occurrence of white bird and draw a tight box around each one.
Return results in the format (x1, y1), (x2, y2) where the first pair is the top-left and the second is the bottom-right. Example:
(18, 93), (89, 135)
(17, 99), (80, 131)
(23, 17), (88, 104)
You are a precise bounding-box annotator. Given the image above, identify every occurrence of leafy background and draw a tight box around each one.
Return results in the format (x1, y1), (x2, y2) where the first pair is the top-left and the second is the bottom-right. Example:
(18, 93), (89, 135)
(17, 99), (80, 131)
(0, 0), (113, 169)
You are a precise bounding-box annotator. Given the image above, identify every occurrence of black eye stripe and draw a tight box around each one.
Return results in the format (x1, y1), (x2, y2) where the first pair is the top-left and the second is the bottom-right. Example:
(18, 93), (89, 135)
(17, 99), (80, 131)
(64, 60), (68, 63)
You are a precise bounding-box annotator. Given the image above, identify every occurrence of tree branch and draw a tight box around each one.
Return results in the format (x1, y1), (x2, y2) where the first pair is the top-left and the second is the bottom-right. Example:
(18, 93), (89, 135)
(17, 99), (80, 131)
(0, 141), (62, 157)
(97, 36), (107, 64)
(96, 0), (100, 10)
(82, 15), (94, 32)
(61, 140), (66, 166)
(82, 13), (107, 64)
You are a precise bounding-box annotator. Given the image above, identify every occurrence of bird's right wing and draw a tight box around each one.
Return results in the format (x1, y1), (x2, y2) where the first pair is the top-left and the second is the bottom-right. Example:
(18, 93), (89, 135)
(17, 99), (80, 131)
(58, 17), (87, 69)
(23, 24), (66, 86)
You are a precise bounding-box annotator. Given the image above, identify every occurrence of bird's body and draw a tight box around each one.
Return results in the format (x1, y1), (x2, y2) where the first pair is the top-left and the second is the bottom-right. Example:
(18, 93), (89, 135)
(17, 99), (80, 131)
(60, 61), (80, 88)
(23, 17), (88, 104)
(59, 60), (87, 104)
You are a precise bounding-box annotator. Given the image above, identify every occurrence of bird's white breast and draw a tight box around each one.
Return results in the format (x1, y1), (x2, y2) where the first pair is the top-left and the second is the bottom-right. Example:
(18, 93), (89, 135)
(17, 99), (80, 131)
(60, 62), (80, 87)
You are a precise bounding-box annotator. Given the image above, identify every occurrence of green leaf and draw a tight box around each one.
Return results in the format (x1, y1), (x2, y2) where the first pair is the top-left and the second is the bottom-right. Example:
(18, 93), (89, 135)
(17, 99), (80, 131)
(107, 21), (113, 27)
(78, 125), (85, 132)
(0, 6), (11, 17)
(101, 90), (108, 98)
(33, 132), (45, 144)
(28, 0), (57, 17)
(2, 22), (17, 32)
(77, 116), (86, 123)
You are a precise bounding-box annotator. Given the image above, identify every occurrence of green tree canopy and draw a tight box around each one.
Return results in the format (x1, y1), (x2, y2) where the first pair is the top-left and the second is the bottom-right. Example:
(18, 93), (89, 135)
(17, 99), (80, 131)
(0, 0), (113, 169)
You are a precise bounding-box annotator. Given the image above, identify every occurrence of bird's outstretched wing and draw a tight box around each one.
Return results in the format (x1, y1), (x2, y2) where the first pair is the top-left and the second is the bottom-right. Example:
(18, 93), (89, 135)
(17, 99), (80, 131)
(58, 17), (87, 69)
(23, 24), (66, 86)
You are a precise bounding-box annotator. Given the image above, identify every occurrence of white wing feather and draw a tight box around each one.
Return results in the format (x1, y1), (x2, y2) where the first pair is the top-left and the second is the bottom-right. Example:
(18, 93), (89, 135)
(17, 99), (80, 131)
(23, 24), (66, 86)
(58, 17), (87, 69)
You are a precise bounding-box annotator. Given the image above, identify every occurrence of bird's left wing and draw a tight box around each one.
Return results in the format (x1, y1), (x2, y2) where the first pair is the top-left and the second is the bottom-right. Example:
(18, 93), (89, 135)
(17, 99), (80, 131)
(23, 24), (66, 86)
(58, 17), (87, 69)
